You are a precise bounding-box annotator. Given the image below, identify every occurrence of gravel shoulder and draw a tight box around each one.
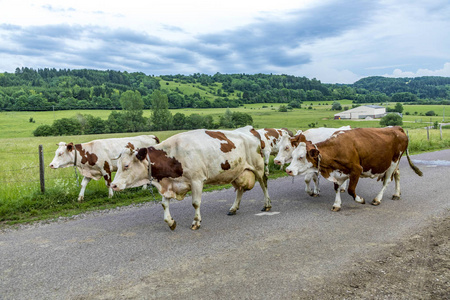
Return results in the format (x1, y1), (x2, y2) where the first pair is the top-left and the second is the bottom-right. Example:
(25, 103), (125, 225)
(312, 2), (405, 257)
(297, 213), (450, 299)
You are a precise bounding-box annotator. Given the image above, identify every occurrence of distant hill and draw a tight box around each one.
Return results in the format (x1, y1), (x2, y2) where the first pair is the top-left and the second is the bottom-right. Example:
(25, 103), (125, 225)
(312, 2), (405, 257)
(0, 68), (449, 111)
(351, 76), (450, 98)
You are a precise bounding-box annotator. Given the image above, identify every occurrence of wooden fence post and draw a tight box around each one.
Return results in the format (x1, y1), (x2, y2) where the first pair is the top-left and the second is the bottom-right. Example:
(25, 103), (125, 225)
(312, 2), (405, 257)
(39, 145), (45, 193)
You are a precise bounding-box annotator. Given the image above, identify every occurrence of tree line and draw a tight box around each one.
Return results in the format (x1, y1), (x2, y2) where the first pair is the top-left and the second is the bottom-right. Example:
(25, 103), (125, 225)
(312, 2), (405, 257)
(33, 90), (253, 136)
(1, 68), (450, 112)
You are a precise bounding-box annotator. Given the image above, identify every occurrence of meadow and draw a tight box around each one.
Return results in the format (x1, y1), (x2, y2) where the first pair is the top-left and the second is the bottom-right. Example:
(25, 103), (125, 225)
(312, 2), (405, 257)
(1, 102), (449, 225)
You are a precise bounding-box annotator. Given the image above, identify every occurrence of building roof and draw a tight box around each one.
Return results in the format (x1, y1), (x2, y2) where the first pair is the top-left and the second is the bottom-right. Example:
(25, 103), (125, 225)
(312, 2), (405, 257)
(334, 105), (386, 117)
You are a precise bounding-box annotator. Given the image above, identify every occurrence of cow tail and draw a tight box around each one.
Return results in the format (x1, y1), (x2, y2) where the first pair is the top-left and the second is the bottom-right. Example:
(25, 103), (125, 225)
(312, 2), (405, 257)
(405, 148), (423, 177)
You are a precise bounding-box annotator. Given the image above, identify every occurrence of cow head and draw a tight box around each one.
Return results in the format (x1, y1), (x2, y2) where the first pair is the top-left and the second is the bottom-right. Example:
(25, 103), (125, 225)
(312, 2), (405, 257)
(273, 133), (306, 166)
(111, 147), (151, 191)
(49, 142), (75, 169)
(285, 142), (317, 176)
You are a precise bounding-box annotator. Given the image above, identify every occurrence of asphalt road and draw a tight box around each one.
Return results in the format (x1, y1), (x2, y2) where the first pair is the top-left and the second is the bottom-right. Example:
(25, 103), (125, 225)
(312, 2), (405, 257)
(1, 150), (449, 299)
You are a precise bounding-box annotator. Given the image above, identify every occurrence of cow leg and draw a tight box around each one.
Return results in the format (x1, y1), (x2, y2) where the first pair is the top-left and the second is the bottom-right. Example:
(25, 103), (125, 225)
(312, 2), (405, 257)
(263, 151), (270, 176)
(228, 188), (244, 215)
(372, 163), (398, 206)
(161, 197), (176, 230)
(191, 181), (203, 230)
(78, 177), (91, 201)
(304, 172), (320, 197)
(332, 183), (343, 211)
(346, 171), (365, 207)
(392, 169), (401, 200)
(340, 179), (349, 193)
(258, 174), (272, 212)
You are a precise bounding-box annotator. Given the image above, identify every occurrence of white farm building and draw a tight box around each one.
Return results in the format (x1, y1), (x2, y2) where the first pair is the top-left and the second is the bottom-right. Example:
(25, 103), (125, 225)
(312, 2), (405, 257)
(334, 105), (386, 120)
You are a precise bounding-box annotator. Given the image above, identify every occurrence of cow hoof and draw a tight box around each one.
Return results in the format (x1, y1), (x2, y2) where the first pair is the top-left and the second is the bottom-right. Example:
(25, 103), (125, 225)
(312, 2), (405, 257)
(169, 221), (177, 231)
(392, 195), (401, 200)
(312, 193), (320, 197)
(332, 206), (341, 212)
(371, 199), (381, 206)
(261, 207), (271, 212)
(191, 224), (200, 230)
(340, 189), (346, 193)
(227, 210), (237, 216)
(77, 196), (84, 202)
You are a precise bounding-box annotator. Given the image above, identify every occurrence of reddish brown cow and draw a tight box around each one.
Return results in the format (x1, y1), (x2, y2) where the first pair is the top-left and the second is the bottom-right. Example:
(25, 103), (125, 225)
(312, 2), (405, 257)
(286, 127), (423, 211)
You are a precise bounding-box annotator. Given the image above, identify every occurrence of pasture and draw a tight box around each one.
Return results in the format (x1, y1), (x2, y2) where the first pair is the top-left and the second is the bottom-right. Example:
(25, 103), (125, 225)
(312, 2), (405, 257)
(1, 103), (449, 225)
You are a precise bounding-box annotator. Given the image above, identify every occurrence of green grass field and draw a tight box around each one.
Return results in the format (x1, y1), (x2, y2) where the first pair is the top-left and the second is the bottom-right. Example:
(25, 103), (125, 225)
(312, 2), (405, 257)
(1, 103), (449, 226)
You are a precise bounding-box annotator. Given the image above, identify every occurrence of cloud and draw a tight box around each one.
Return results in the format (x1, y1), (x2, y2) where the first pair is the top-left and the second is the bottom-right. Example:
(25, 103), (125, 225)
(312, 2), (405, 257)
(0, 0), (449, 84)
(385, 62), (450, 78)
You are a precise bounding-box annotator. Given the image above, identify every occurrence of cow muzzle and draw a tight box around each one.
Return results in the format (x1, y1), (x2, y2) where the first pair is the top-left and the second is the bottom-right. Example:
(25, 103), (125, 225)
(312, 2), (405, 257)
(111, 184), (122, 192)
(274, 159), (282, 166)
(286, 168), (297, 176)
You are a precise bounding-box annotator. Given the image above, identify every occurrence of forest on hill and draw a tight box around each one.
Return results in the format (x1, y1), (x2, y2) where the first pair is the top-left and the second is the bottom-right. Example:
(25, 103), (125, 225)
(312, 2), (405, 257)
(0, 67), (450, 111)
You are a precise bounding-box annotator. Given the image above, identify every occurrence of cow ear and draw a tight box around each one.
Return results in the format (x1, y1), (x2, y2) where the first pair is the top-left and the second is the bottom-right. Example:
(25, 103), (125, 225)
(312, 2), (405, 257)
(66, 142), (74, 152)
(136, 148), (148, 161)
(308, 148), (320, 159)
(126, 142), (135, 151)
(290, 135), (301, 147)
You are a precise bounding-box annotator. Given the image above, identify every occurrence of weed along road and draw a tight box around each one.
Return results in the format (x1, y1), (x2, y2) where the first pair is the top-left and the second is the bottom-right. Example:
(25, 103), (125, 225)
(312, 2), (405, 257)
(1, 150), (449, 299)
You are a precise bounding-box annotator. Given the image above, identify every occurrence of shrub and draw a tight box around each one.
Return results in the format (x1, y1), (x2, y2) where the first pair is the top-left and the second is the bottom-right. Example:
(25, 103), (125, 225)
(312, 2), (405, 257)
(380, 113), (403, 126)
(425, 110), (436, 116)
(33, 125), (53, 136)
(278, 105), (288, 112)
(331, 102), (342, 111)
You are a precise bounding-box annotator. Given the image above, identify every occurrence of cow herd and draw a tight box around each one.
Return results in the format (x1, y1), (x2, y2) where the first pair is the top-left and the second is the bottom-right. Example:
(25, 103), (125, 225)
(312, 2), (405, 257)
(50, 125), (423, 230)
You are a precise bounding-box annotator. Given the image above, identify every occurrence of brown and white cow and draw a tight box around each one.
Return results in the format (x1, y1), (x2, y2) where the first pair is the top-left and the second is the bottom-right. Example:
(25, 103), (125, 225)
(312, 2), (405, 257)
(285, 126), (423, 211)
(256, 128), (293, 175)
(49, 135), (159, 201)
(111, 126), (271, 230)
(274, 126), (351, 196)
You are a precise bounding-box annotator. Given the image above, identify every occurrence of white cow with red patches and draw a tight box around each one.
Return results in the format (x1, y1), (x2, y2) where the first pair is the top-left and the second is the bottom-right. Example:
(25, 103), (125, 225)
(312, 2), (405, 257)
(274, 126), (351, 196)
(49, 135), (159, 201)
(111, 126), (271, 230)
(256, 128), (293, 175)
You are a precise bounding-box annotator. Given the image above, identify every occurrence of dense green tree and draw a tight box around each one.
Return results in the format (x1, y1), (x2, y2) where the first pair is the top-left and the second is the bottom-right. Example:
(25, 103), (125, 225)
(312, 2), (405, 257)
(33, 124), (53, 136)
(52, 118), (82, 135)
(151, 90), (172, 131)
(172, 112), (187, 130)
(81, 114), (106, 134)
(219, 108), (234, 128)
(186, 114), (204, 129)
(380, 113), (403, 126)
(120, 90), (144, 111)
(331, 101), (342, 111)
(231, 112), (253, 127)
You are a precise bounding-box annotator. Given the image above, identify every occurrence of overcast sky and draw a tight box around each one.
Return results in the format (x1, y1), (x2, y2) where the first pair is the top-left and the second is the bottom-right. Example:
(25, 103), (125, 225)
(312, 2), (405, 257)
(1, 0), (449, 84)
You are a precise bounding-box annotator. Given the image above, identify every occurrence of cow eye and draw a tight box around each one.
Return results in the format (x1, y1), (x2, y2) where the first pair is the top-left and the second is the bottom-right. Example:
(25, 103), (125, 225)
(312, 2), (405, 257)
(285, 146), (289, 151)
(124, 165), (129, 170)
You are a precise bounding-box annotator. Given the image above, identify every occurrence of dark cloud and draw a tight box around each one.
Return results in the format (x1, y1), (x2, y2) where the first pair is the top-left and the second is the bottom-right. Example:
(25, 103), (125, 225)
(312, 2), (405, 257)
(161, 24), (184, 33)
(193, 0), (377, 71)
(0, 0), (385, 76)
